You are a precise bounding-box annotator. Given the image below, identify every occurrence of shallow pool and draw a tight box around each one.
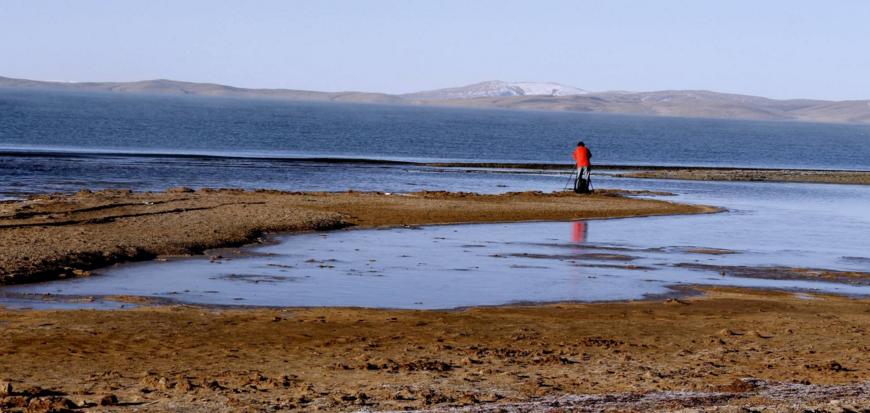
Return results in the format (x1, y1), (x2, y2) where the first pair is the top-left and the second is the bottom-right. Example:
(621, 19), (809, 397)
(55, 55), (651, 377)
(2, 174), (869, 309)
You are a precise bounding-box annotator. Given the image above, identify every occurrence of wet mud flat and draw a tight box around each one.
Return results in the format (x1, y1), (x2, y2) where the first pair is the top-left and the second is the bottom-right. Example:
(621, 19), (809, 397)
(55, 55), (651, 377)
(2, 288), (870, 412)
(676, 263), (870, 286)
(10, 222), (870, 310)
(0, 188), (716, 286)
(612, 168), (870, 185)
(6, 207), (870, 310)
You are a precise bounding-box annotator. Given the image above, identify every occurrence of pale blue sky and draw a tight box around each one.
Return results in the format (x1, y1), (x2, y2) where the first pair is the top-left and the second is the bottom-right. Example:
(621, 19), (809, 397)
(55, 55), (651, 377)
(1, 0), (868, 100)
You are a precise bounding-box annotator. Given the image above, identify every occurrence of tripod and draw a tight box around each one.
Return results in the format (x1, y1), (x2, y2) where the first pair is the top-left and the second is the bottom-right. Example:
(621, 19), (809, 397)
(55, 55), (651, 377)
(562, 166), (577, 191)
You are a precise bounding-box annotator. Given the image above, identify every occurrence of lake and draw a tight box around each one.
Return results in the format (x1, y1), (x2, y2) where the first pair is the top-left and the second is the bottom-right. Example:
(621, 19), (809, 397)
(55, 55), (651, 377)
(2, 88), (870, 198)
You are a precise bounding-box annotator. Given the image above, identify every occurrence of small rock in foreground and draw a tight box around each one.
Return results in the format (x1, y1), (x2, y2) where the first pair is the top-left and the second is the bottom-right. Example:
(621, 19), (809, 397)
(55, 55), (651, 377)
(98, 394), (118, 406)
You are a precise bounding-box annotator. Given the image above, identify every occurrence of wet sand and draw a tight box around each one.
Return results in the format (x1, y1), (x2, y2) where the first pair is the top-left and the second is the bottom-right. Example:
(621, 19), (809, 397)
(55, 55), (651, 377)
(1, 287), (869, 412)
(676, 264), (870, 285)
(613, 168), (870, 185)
(0, 188), (716, 286)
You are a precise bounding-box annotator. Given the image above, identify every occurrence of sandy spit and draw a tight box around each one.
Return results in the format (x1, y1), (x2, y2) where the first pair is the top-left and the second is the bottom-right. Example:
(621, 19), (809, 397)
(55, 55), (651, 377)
(0, 188), (716, 286)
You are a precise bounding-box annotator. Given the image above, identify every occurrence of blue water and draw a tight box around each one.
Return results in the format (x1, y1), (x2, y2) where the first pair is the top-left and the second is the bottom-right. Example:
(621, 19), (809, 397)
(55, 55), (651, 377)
(2, 88), (869, 197)
(0, 155), (572, 198)
(1, 89), (870, 158)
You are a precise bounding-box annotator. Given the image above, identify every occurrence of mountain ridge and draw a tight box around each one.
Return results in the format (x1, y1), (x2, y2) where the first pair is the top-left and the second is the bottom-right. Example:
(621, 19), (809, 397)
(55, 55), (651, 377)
(0, 76), (408, 104)
(1, 75), (868, 124)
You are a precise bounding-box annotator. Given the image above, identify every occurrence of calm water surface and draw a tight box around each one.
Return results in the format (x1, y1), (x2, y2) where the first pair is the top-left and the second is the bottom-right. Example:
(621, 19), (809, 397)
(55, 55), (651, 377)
(4, 176), (869, 309)
(2, 88), (870, 199)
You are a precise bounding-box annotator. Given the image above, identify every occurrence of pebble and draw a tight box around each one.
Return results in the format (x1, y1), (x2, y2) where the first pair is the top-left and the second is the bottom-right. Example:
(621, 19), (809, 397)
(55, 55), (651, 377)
(0, 380), (11, 396)
(99, 394), (119, 406)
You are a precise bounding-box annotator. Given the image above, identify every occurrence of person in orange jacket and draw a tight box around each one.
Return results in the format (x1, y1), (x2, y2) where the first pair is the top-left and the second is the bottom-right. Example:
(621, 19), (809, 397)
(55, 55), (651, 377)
(572, 141), (593, 193)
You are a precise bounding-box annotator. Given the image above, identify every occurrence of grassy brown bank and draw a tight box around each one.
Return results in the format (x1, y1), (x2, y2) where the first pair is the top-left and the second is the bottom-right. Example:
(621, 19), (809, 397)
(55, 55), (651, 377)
(0, 188), (716, 286)
(1, 288), (869, 412)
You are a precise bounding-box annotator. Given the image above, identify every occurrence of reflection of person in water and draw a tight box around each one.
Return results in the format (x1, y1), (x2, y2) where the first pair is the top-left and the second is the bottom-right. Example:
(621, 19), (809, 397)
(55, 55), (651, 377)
(570, 221), (588, 284)
(572, 221), (587, 243)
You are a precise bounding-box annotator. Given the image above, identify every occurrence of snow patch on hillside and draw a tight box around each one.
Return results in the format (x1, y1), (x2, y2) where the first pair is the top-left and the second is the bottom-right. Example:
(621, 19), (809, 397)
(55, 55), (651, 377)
(403, 81), (587, 100)
(510, 82), (586, 96)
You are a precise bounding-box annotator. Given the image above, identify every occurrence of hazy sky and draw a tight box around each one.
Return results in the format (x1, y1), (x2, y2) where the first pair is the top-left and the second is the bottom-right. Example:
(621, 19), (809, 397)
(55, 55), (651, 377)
(2, 0), (868, 100)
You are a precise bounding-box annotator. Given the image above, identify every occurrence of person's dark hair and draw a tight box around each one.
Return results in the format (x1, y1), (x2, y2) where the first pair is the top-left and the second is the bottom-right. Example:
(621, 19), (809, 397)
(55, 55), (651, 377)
(577, 141), (585, 147)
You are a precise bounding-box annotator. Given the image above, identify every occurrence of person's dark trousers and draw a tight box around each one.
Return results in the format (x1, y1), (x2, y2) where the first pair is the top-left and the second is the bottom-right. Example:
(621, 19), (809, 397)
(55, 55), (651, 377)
(574, 166), (591, 193)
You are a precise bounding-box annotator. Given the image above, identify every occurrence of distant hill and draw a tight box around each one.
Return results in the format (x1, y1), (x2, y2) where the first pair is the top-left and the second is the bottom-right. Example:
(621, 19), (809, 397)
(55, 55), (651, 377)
(429, 89), (870, 124)
(2, 75), (868, 124)
(0, 76), (407, 104)
(401, 80), (587, 100)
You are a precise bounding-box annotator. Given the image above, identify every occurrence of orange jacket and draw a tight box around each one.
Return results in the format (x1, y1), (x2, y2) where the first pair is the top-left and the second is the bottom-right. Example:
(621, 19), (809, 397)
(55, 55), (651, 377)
(573, 147), (591, 167)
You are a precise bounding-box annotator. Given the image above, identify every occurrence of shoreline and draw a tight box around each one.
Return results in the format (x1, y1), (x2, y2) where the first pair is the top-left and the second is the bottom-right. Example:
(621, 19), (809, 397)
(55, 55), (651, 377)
(5, 274), (870, 313)
(4, 148), (870, 193)
(0, 188), (717, 286)
(4, 149), (869, 189)
(4, 148), (870, 173)
(612, 168), (870, 185)
(2, 287), (869, 412)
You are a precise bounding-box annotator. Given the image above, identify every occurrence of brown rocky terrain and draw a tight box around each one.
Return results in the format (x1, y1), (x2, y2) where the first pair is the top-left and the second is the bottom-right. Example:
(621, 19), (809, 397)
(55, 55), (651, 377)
(1, 288), (870, 412)
(0, 188), (715, 286)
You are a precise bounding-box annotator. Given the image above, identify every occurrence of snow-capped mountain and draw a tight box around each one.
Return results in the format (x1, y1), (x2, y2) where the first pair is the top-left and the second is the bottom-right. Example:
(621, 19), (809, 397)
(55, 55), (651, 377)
(402, 80), (587, 101)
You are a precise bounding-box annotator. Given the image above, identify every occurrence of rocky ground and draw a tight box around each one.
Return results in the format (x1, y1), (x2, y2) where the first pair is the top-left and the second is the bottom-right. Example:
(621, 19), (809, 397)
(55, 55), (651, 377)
(1, 288), (869, 412)
(2, 189), (868, 412)
(0, 188), (714, 286)
(612, 169), (870, 185)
